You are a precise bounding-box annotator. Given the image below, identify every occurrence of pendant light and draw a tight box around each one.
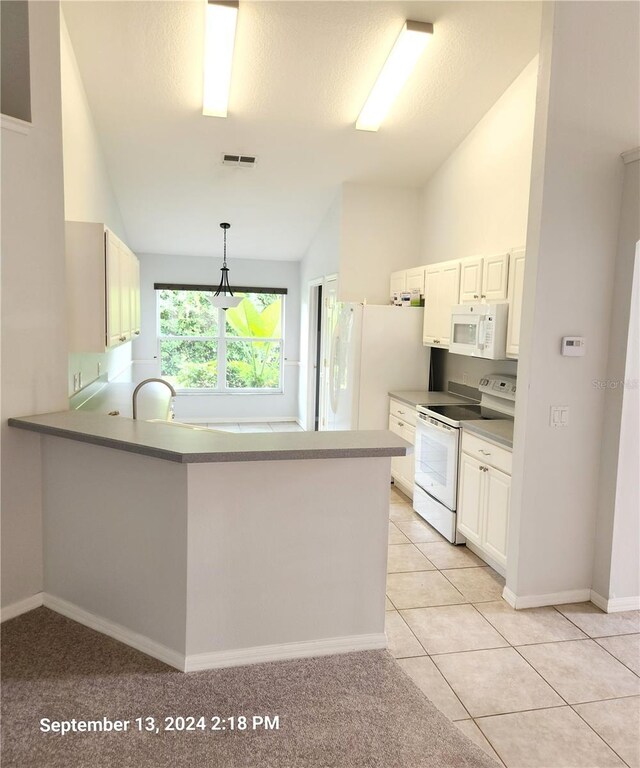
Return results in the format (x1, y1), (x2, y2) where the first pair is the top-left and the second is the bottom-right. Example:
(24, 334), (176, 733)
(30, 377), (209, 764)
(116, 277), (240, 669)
(211, 222), (242, 309)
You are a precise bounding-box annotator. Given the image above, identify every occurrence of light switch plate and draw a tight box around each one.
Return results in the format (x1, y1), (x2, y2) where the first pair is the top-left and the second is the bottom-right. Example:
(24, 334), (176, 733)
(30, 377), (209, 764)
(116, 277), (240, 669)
(550, 405), (569, 427)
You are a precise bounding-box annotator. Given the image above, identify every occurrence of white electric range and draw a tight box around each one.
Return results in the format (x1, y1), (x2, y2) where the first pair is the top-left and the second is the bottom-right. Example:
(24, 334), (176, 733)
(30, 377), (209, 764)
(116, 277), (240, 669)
(413, 374), (516, 543)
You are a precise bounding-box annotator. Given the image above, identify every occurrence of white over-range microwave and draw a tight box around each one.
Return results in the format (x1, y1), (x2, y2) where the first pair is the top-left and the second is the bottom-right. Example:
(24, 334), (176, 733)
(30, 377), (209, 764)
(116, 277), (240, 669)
(449, 303), (509, 359)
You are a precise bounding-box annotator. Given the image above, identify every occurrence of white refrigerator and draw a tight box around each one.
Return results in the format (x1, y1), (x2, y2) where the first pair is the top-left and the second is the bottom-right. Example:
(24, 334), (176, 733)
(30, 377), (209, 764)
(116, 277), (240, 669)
(323, 304), (430, 431)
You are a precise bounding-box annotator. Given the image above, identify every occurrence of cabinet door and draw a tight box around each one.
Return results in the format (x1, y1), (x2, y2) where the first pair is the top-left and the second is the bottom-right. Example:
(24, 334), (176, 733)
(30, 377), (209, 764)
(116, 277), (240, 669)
(422, 266), (441, 344)
(405, 267), (425, 297)
(105, 232), (123, 347)
(130, 253), (141, 337)
(482, 253), (509, 302)
(459, 257), (483, 303)
(506, 248), (526, 357)
(390, 270), (406, 300)
(482, 466), (511, 568)
(119, 245), (132, 341)
(457, 452), (484, 545)
(389, 415), (415, 494)
(437, 261), (461, 346)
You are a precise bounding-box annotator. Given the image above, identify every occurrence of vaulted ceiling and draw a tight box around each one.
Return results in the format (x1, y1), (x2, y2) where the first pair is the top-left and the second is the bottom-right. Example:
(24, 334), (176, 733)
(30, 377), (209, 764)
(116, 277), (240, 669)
(62, 1), (541, 260)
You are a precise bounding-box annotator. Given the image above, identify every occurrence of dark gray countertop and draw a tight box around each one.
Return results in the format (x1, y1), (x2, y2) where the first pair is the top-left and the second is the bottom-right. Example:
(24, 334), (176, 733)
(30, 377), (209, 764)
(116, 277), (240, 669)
(462, 419), (514, 449)
(388, 390), (474, 408)
(8, 411), (412, 464)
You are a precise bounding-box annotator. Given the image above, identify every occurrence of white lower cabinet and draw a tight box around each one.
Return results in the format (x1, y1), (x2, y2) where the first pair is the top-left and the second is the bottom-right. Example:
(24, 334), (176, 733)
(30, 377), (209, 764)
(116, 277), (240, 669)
(388, 399), (416, 498)
(457, 433), (511, 572)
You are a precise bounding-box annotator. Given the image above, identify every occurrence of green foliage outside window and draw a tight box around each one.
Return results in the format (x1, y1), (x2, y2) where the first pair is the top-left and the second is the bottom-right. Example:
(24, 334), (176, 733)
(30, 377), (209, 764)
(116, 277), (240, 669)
(158, 290), (283, 391)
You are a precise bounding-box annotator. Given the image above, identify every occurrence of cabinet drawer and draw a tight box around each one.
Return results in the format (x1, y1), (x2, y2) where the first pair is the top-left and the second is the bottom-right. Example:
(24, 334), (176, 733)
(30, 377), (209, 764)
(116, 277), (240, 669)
(388, 415), (416, 444)
(389, 399), (417, 426)
(461, 432), (512, 475)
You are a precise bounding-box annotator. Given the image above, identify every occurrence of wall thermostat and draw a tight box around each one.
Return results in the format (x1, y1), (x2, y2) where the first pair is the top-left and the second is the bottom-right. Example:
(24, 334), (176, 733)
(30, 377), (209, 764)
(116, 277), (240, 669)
(561, 336), (586, 356)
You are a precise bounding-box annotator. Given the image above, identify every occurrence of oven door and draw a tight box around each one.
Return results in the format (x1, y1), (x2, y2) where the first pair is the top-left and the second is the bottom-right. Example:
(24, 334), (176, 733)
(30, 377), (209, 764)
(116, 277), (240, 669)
(414, 413), (460, 511)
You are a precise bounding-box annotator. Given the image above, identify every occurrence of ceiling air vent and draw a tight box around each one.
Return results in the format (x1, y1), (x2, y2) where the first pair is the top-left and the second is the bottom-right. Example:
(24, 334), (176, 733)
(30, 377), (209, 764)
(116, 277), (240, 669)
(222, 153), (257, 168)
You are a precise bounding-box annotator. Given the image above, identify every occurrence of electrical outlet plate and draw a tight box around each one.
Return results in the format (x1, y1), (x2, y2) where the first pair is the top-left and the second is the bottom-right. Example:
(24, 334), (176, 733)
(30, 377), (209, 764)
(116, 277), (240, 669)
(550, 405), (569, 427)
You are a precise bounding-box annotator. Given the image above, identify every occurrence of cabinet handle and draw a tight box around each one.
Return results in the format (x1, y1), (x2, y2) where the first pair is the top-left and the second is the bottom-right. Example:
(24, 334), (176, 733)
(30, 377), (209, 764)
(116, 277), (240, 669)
(134, 331), (140, 335)
(478, 449), (491, 456)
(397, 421), (404, 427)
(480, 465), (488, 472)
(119, 335), (126, 342)
(481, 294), (486, 299)
(474, 294), (479, 299)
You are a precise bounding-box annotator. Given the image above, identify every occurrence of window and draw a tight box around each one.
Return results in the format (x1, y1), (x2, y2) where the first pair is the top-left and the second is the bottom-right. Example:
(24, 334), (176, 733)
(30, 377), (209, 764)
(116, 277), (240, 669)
(157, 288), (284, 392)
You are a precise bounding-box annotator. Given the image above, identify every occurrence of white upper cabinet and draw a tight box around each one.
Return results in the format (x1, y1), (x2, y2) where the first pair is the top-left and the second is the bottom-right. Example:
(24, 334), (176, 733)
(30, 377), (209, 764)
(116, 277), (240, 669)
(67, 222), (141, 353)
(506, 248), (526, 358)
(482, 253), (510, 302)
(405, 266), (426, 296)
(389, 266), (425, 303)
(423, 261), (461, 347)
(460, 253), (509, 303)
(459, 256), (484, 302)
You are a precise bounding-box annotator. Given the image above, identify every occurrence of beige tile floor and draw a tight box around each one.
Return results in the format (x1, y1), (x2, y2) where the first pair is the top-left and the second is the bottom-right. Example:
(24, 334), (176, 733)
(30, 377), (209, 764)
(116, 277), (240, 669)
(202, 421), (304, 433)
(386, 487), (640, 768)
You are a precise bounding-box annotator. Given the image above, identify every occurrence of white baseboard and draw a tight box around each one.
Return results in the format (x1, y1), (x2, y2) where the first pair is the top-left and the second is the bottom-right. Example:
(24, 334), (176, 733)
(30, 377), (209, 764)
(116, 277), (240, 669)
(185, 632), (387, 672)
(465, 541), (505, 578)
(391, 477), (414, 501)
(1, 592), (44, 622)
(502, 586), (591, 609)
(590, 590), (640, 613)
(42, 594), (186, 671)
(20, 593), (385, 673)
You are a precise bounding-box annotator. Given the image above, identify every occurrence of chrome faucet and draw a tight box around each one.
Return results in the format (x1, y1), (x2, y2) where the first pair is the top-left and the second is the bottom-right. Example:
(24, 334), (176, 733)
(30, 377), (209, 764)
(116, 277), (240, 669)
(132, 378), (177, 420)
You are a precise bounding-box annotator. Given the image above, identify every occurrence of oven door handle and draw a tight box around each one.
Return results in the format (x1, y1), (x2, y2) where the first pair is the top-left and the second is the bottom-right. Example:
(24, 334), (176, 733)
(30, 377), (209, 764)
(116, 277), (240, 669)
(418, 415), (454, 433)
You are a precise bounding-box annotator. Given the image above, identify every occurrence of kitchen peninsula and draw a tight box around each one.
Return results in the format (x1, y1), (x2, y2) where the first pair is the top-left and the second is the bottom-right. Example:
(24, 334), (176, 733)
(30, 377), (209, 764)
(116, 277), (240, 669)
(9, 413), (409, 671)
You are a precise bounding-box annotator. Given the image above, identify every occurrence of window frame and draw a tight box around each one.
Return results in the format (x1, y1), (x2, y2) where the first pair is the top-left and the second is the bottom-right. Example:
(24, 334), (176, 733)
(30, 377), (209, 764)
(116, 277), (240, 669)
(156, 287), (286, 395)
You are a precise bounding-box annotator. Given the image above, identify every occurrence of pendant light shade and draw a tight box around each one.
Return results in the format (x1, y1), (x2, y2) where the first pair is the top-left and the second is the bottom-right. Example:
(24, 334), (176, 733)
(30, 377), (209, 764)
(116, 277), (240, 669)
(211, 222), (242, 309)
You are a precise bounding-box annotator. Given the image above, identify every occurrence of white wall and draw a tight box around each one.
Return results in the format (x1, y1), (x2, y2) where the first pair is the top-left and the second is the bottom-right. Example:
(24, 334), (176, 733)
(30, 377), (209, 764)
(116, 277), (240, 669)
(1, 1), (68, 609)
(592, 155), (640, 606)
(60, 11), (131, 396)
(133, 253), (300, 421)
(297, 184), (423, 425)
(419, 57), (538, 264)
(507, 2), (640, 606)
(339, 184), (420, 305)
(414, 58), (538, 389)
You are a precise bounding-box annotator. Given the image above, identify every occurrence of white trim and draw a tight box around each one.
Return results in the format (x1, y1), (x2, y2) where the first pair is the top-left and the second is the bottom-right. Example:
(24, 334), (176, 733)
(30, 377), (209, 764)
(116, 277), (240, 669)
(391, 477), (414, 502)
(185, 632), (387, 672)
(590, 590), (640, 613)
(42, 594), (185, 671)
(1, 592), (43, 622)
(621, 147), (640, 164)
(502, 586), (591, 609)
(1, 114), (32, 134)
(466, 541), (505, 578)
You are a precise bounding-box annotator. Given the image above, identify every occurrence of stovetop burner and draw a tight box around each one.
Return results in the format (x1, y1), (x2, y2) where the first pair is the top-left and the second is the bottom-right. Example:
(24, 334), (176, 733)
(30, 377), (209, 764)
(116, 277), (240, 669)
(419, 403), (512, 426)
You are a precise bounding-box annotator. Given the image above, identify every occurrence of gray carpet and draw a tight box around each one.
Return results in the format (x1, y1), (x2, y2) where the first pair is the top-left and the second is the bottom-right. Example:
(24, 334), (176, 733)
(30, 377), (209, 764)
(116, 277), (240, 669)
(1, 608), (497, 768)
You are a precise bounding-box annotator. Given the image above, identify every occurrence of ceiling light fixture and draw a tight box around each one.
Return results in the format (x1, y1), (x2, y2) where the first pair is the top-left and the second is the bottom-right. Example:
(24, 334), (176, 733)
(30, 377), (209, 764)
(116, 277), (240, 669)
(211, 223), (242, 309)
(356, 20), (433, 132)
(203, 0), (239, 118)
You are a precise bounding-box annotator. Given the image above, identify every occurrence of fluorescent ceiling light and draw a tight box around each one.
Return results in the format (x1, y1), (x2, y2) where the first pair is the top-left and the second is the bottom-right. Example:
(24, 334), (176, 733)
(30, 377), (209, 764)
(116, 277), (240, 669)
(356, 20), (433, 132)
(203, 0), (239, 118)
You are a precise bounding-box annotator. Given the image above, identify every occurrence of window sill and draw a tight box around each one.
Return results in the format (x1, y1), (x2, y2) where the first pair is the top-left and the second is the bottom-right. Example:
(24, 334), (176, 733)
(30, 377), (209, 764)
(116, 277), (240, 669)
(175, 389), (284, 396)
(1, 114), (31, 135)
